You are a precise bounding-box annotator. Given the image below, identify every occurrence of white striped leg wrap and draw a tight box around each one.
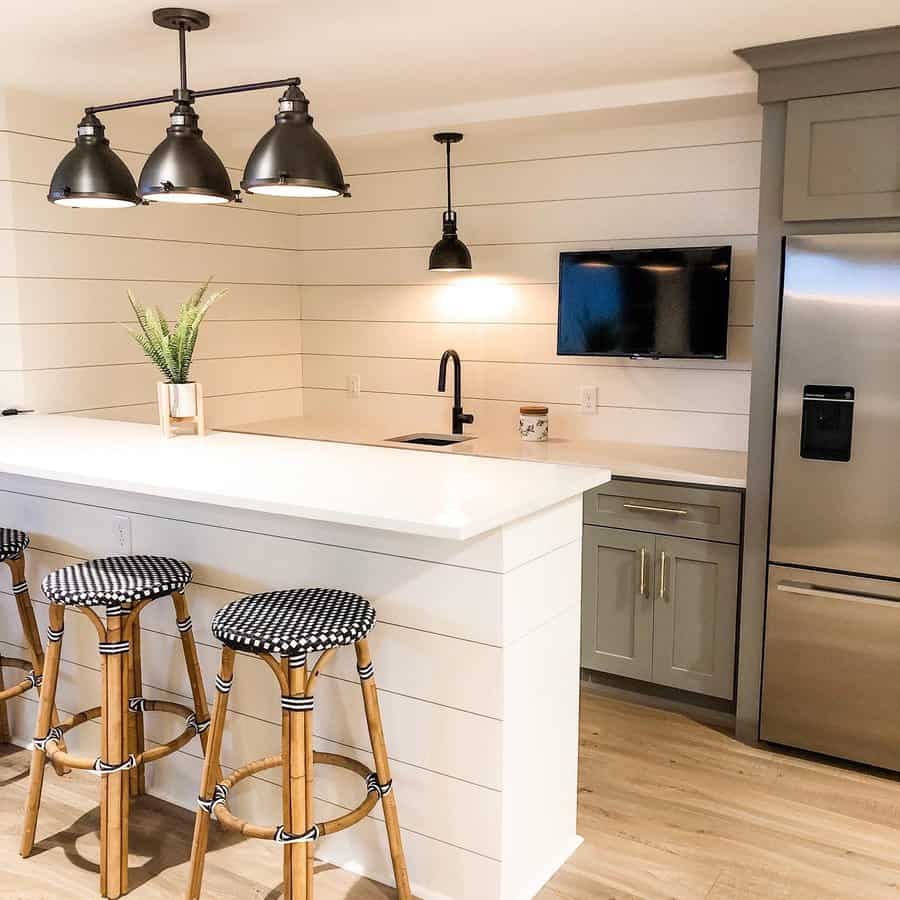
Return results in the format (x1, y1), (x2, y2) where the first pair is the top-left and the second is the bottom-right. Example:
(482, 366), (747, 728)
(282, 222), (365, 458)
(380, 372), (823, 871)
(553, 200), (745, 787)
(285, 653), (307, 669)
(186, 713), (211, 735)
(105, 604), (124, 617)
(281, 695), (314, 712)
(11, 581), (28, 595)
(365, 773), (393, 797)
(215, 674), (233, 694)
(98, 640), (130, 655)
(31, 726), (63, 753)
(26, 670), (42, 690)
(197, 783), (229, 816)
(128, 697), (148, 712)
(274, 824), (320, 844)
(357, 662), (375, 681)
(91, 754), (138, 775)
(176, 616), (193, 633)
(46, 626), (63, 643)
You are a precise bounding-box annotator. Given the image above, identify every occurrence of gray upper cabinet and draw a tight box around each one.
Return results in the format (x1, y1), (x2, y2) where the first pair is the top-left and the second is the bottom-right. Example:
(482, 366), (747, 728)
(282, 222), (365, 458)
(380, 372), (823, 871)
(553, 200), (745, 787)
(784, 88), (900, 221)
(651, 536), (739, 700)
(581, 526), (653, 680)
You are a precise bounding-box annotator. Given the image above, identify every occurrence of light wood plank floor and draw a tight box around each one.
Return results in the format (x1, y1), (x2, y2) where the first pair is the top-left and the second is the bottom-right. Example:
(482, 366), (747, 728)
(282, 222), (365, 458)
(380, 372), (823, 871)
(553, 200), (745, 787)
(3, 688), (900, 898)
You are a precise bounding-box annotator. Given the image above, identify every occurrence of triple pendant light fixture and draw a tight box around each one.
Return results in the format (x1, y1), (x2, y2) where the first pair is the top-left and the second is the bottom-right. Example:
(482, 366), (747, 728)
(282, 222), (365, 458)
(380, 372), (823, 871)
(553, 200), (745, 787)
(428, 132), (472, 271)
(48, 7), (349, 209)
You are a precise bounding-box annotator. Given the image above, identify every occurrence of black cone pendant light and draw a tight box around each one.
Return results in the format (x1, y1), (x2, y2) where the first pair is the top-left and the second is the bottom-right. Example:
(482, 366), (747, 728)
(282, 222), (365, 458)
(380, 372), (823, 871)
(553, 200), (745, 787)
(48, 8), (348, 209)
(429, 132), (471, 272)
(47, 114), (139, 208)
(242, 84), (349, 198)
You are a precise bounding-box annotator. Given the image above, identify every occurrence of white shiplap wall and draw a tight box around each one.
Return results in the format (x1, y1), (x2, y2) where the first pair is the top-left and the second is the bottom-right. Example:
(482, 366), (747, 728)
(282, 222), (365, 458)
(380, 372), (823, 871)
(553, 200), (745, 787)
(298, 96), (761, 451)
(0, 89), (304, 426)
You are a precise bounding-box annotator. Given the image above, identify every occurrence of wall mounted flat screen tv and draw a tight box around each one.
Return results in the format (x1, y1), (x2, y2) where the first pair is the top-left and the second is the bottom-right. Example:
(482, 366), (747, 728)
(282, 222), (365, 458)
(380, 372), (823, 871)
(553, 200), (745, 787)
(557, 246), (731, 359)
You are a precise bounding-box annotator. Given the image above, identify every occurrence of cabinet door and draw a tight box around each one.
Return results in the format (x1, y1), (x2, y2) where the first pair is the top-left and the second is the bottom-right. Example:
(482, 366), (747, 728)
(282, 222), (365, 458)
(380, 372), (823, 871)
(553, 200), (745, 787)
(651, 536), (738, 699)
(581, 526), (654, 680)
(784, 89), (900, 221)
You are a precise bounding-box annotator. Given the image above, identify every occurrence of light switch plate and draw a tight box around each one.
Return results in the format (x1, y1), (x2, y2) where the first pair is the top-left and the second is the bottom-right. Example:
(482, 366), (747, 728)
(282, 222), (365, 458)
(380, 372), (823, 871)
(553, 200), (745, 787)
(579, 385), (598, 414)
(113, 515), (132, 553)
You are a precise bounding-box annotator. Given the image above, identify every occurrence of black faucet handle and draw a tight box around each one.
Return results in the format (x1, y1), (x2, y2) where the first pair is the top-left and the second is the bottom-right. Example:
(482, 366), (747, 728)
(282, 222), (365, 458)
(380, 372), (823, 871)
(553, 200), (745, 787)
(459, 412), (474, 425)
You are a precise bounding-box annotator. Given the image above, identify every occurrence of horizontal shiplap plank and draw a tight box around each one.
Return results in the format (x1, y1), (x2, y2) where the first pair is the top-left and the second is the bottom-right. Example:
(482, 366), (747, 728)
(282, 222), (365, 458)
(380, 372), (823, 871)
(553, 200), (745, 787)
(0, 278), (301, 324)
(21, 353), (301, 413)
(301, 320), (752, 369)
(0, 181), (299, 250)
(0, 230), (299, 283)
(297, 189), (759, 250)
(298, 235), (758, 285)
(303, 388), (750, 452)
(303, 355), (751, 414)
(301, 141), (762, 214)
(2, 320), (300, 370)
(300, 280), (755, 327)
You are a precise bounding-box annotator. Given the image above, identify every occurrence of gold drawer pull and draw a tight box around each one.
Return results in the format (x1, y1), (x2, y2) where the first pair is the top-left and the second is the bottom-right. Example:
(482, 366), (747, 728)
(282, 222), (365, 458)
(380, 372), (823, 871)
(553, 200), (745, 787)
(622, 503), (689, 517)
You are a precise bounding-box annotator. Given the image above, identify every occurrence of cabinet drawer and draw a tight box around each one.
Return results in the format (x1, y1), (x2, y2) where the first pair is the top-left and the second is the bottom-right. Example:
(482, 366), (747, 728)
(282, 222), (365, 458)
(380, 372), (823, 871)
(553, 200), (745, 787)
(583, 480), (742, 544)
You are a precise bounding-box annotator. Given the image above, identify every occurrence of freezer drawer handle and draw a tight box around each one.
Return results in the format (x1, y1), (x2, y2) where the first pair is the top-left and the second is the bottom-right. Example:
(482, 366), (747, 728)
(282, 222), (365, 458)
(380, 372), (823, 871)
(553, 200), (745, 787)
(776, 581), (898, 607)
(622, 503), (689, 517)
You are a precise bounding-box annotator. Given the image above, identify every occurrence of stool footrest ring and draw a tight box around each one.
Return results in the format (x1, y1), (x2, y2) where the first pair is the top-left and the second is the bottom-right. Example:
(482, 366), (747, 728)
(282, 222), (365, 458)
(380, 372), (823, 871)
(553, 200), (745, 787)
(30, 698), (206, 772)
(0, 657), (41, 701)
(204, 750), (384, 841)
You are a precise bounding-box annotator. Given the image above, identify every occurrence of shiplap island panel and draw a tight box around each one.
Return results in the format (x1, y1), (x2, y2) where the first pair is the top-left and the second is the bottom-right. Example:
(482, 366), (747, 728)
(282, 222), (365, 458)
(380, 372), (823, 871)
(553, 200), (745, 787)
(0, 415), (608, 900)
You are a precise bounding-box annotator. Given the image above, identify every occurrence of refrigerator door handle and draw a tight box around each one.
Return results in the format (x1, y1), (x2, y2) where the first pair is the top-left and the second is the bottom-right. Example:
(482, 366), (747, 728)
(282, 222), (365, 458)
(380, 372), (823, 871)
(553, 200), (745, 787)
(776, 581), (899, 608)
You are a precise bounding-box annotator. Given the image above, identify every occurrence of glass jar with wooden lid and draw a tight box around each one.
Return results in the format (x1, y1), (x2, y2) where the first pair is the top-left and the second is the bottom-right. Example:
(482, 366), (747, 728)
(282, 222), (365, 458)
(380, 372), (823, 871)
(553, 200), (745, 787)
(519, 405), (549, 442)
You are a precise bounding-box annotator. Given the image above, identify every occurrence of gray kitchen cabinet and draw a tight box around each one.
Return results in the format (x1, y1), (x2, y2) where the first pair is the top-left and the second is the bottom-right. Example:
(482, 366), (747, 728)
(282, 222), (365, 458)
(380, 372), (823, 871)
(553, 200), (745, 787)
(651, 535), (739, 700)
(581, 480), (742, 701)
(581, 526), (654, 680)
(784, 88), (900, 221)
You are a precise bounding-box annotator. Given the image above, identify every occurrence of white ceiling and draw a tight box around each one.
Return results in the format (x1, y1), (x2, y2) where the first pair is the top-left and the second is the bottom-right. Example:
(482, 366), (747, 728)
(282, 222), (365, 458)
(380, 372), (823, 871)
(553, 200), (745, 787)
(3, 0), (897, 145)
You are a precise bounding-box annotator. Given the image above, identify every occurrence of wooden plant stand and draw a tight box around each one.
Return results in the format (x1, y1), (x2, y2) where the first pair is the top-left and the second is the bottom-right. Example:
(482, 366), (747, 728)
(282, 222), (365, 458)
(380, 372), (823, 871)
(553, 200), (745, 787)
(156, 382), (207, 439)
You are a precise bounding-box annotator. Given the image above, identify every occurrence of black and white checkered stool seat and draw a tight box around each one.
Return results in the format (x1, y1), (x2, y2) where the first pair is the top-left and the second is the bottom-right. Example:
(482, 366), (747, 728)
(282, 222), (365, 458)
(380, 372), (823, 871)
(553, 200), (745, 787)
(0, 528), (29, 562)
(41, 555), (192, 606)
(211, 587), (376, 654)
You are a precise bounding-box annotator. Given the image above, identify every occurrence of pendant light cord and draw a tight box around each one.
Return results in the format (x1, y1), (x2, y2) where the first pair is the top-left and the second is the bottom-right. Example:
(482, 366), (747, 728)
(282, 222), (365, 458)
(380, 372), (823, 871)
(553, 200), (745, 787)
(178, 24), (188, 92)
(446, 141), (452, 215)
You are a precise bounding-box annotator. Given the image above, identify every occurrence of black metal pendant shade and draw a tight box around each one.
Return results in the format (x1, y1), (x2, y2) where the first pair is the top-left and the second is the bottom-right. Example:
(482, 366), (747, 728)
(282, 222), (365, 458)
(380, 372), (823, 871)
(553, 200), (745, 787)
(48, 114), (139, 208)
(47, 8), (348, 210)
(139, 102), (233, 204)
(429, 132), (471, 271)
(242, 85), (348, 198)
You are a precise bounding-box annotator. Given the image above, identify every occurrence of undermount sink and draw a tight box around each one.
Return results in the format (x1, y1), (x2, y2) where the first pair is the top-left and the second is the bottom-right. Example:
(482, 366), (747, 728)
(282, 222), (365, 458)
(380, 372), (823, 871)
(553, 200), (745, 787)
(387, 432), (476, 447)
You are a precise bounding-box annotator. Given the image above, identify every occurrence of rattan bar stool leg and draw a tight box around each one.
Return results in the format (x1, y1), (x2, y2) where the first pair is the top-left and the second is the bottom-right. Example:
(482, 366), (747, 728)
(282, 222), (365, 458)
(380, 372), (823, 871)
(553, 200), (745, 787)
(355, 639), (411, 899)
(0, 653), (10, 743)
(7, 556), (69, 775)
(101, 610), (130, 899)
(20, 603), (65, 858)
(187, 646), (235, 900)
(126, 615), (146, 797)
(285, 657), (310, 900)
(172, 592), (217, 780)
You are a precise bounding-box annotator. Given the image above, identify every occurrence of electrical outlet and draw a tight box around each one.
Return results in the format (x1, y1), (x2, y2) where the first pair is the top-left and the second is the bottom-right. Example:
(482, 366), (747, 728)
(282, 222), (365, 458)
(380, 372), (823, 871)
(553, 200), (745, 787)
(347, 374), (361, 398)
(579, 385), (598, 414)
(113, 515), (132, 553)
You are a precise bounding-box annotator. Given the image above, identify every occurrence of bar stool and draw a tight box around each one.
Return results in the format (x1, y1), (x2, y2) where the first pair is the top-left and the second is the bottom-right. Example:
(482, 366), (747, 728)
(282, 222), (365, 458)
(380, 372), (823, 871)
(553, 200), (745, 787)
(20, 555), (214, 900)
(187, 587), (411, 900)
(0, 528), (66, 769)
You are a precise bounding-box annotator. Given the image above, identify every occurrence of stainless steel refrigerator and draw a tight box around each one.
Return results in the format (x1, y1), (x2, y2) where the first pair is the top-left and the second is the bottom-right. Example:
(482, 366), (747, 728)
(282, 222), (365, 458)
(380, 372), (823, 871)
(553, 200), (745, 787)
(761, 233), (900, 770)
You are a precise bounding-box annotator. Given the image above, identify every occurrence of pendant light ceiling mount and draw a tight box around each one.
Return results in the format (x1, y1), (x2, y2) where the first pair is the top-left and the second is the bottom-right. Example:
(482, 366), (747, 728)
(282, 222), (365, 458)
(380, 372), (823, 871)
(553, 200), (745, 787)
(48, 8), (349, 209)
(428, 131), (472, 272)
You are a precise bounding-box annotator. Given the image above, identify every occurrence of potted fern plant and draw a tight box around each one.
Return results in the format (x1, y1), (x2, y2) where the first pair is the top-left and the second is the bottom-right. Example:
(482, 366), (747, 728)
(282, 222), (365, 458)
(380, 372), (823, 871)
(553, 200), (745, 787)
(126, 279), (226, 424)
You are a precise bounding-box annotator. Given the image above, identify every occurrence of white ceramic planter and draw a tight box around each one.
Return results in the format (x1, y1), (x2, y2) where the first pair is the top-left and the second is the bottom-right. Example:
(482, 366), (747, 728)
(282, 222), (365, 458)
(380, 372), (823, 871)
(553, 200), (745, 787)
(168, 382), (197, 418)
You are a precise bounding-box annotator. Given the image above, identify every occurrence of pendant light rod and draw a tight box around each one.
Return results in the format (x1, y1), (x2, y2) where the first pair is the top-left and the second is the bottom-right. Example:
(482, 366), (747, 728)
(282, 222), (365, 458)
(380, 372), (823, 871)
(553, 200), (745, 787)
(178, 23), (188, 91)
(85, 77), (302, 116)
(445, 141), (452, 214)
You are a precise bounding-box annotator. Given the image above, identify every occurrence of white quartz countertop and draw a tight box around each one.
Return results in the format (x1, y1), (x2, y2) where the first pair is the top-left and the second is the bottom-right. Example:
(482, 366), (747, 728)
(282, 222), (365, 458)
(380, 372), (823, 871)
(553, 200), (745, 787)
(0, 415), (609, 541)
(224, 417), (747, 489)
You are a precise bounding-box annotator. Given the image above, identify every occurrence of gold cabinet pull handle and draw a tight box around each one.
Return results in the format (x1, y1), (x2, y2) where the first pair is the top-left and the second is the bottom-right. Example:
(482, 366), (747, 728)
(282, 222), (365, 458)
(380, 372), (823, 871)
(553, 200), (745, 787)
(623, 503), (689, 517)
(659, 551), (667, 601)
(639, 547), (647, 598)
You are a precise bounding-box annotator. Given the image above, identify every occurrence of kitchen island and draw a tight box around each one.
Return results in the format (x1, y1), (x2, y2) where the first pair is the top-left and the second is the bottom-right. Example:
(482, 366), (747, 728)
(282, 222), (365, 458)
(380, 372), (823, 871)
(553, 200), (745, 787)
(0, 415), (609, 900)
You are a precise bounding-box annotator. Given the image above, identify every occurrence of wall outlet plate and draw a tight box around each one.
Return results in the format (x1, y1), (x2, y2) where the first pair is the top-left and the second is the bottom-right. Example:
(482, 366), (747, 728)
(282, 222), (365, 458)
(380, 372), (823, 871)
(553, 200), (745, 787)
(347, 374), (361, 398)
(579, 385), (598, 414)
(113, 515), (132, 553)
